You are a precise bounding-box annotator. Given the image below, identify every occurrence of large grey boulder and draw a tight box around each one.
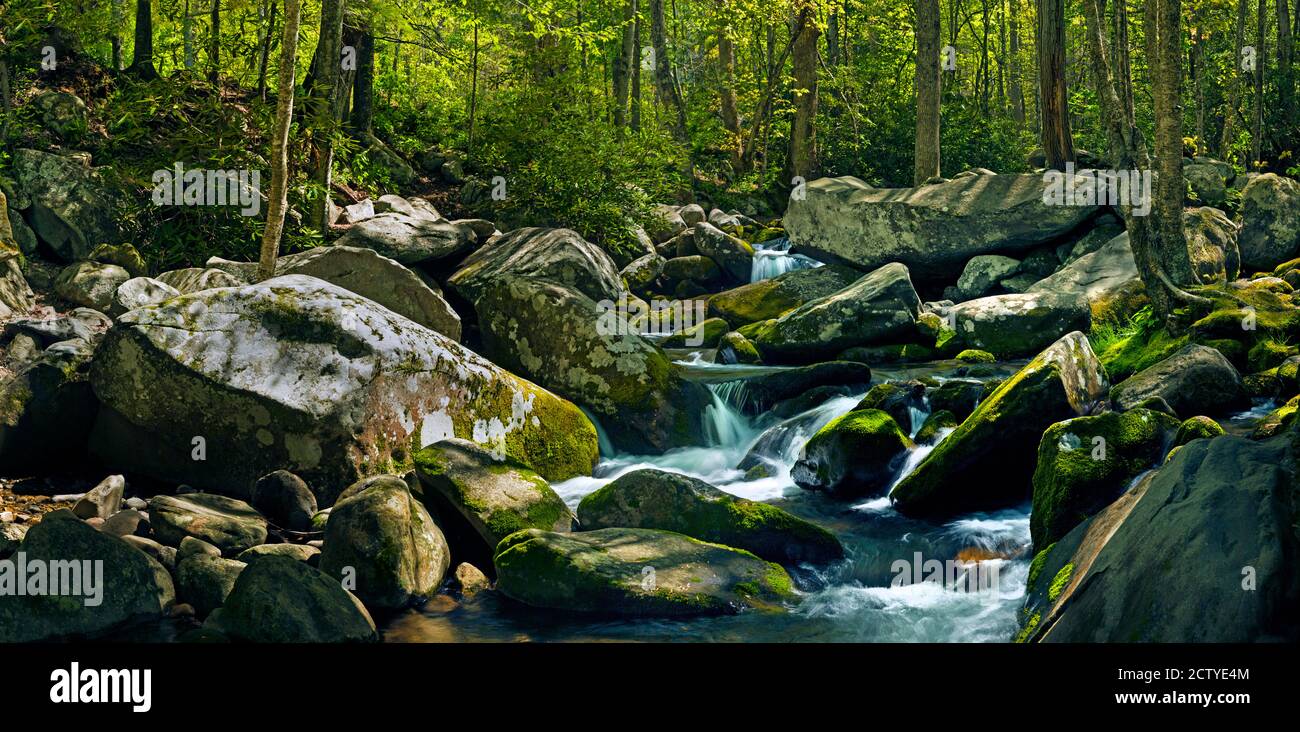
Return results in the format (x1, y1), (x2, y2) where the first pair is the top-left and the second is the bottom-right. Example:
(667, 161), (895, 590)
(1029, 231), (1137, 305)
(10, 148), (122, 262)
(110, 276), (180, 317)
(156, 267), (244, 294)
(944, 291), (1091, 358)
(785, 174), (1100, 279)
(1110, 344), (1249, 417)
(221, 555), (378, 642)
(335, 213), (476, 265)
(208, 246), (462, 340)
(54, 261), (130, 311)
(1238, 173), (1300, 271)
(0, 338), (98, 473)
(957, 255), (1020, 299)
(149, 493), (269, 555)
(88, 275), (598, 504)
(707, 264), (861, 327)
(692, 222), (755, 283)
(449, 227), (625, 304)
(747, 262), (921, 363)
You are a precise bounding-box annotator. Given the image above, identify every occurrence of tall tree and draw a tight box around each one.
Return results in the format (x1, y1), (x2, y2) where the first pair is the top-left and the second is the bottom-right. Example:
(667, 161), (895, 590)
(786, 0), (820, 181)
(915, 0), (942, 184)
(612, 0), (637, 129)
(717, 0), (742, 170)
(1279, 0), (1294, 149)
(128, 0), (157, 79)
(349, 23), (375, 135)
(1009, 0), (1025, 124)
(258, 0), (303, 281)
(208, 0), (221, 84)
(308, 0), (345, 232)
(111, 0), (125, 70)
(1037, 0), (1075, 169)
(256, 0), (278, 100)
(1221, 0), (1250, 159)
(1253, 0), (1268, 165)
(649, 0), (687, 142)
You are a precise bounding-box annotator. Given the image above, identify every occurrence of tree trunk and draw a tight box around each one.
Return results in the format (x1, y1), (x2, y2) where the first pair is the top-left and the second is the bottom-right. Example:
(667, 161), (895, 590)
(467, 19), (479, 158)
(309, 0), (344, 233)
(650, 0), (687, 142)
(208, 0), (220, 84)
(0, 60), (11, 140)
(718, 1), (742, 170)
(827, 8), (840, 66)
(257, 0), (277, 100)
(349, 26), (374, 135)
(612, 0), (637, 129)
(129, 0), (157, 79)
(1151, 0), (1194, 306)
(786, 1), (820, 182)
(111, 0), (125, 70)
(1253, 0), (1267, 166)
(1009, 2), (1025, 124)
(1037, 0), (1075, 169)
(1279, 0), (1295, 150)
(915, 0), (942, 184)
(1222, 0), (1250, 159)
(259, 0), (303, 281)
(631, 10), (642, 132)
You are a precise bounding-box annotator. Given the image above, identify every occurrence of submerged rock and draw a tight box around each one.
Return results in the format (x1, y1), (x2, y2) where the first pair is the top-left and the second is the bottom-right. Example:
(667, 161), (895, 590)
(891, 332), (1110, 517)
(89, 275), (597, 503)
(577, 469), (844, 565)
(493, 527), (796, 616)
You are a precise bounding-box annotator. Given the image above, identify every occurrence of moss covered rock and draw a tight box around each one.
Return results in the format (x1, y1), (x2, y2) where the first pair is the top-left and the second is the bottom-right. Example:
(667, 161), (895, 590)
(1238, 173), (1300, 271)
(577, 469), (843, 565)
(793, 409), (913, 497)
(692, 222), (755, 283)
(0, 337), (98, 474)
(662, 317), (729, 348)
(54, 260), (130, 311)
(175, 554), (247, 618)
(915, 409), (959, 443)
(1174, 416), (1225, 446)
(89, 275), (597, 503)
(413, 439), (574, 566)
(1252, 396), (1299, 439)
(749, 262), (921, 364)
(149, 493), (269, 556)
(0, 514), (173, 642)
(222, 555), (378, 642)
(707, 264), (861, 327)
(1030, 409), (1179, 548)
(335, 213), (477, 266)
(1110, 344), (1249, 418)
(891, 331), (1110, 517)
(319, 475), (450, 609)
(715, 331), (761, 364)
(10, 148), (123, 262)
(723, 361), (872, 414)
(493, 527), (797, 616)
(855, 381), (927, 434)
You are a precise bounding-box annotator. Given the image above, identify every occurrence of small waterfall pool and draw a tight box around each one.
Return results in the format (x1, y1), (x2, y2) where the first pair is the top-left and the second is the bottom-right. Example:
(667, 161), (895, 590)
(750, 237), (823, 282)
(385, 360), (1034, 643)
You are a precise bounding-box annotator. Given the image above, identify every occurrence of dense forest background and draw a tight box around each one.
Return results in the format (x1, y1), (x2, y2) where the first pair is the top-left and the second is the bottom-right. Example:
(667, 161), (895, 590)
(0, 0), (1297, 269)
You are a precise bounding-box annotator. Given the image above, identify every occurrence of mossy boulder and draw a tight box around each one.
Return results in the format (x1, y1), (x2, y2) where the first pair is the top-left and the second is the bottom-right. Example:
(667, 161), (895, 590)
(0, 515), (173, 642)
(621, 252), (666, 294)
(319, 475), (450, 609)
(10, 148), (122, 262)
(1030, 408), (1179, 548)
(88, 242), (147, 277)
(149, 493), (269, 556)
(915, 409), (959, 443)
(221, 555), (378, 642)
(891, 332), (1110, 517)
(1238, 173), (1300, 271)
(793, 409), (913, 497)
(88, 275), (597, 504)
(707, 264), (861, 327)
(748, 262), (921, 364)
(1174, 415), (1225, 445)
(662, 317), (729, 348)
(956, 349), (995, 363)
(723, 361), (872, 415)
(413, 439), (574, 566)
(155, 267), (243, 293)
(661, 255), (722, 286)
(927, 378), (996, 421)
(855, 381), (927, 434)
(692, 222), (755, 283)
(1252, 396), (1299, 439)
(838, 342), (937, 364)
(493, 527), (797, 616)
(577, 469), (844, 565)
(715, 331), (761, 364)
(1183, 207), (1240, 284)
(0, 337), (98, 474)
(1110, 344), (1249, 418)
(237, 543), (320, 564)
(175, 554), (247, 618)
(1018, 434), (1300, 642)
(449, 227), (625, 303)
(54, 260), (130, 311)
(944, 291), (1091, 358)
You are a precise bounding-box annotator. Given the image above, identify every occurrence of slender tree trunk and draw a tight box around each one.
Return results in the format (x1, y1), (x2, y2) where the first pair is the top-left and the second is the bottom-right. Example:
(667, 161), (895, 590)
(786, 1), (820, 181)
(111, 0), (125, 70)
(613, 0), (637, 129)
(309, 0), (344, 233)
(1279, 0), (1295, 150)
(1191, 25), (1206, 149)
(632, 10), (642, 132)
(1151, 0), (1193, 300)
(259, 0), (303, 281)
(1010, 2), (1025, 124)
(718, 1), (742, 170)
(1253, 0), (1267, 166)
(827, 8), (840, 66)
(915, 0), (942, 184)
(1222, 0), (1250, 159)
(0, 60), (11, 140)
(650, 0), (687, 142)
(1037, 0), (1075, 169)
(349, 26), (374, 135)
(208, 0), (220, 84)
(129, 0), (157, 79)
(257, 0), (277, 100)
(467, 18), (479, 159)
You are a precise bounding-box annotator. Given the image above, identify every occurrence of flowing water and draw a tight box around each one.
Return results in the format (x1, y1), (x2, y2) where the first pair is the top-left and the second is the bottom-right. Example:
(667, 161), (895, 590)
(386, 358), (1034, 643)
(750, 237), (823, 282)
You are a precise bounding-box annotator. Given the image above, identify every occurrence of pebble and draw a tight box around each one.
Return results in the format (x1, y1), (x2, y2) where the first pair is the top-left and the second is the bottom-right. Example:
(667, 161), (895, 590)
(0, 511), (13, 523)
(125, 497), (148, 510)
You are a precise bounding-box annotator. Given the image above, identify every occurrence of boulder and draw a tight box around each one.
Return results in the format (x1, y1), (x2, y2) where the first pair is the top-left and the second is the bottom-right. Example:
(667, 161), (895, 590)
(692, 222), (755, 283)
(707, 264), (861, 327)
(412, 439), (574, 564)
(237, 543), (320, 563)
(221, 555), (378, 642)
(1239, 174), (1300, 271)
(679, 204), (706, 226)
(449, 227), (624, 304)
(577, 469), (844, 565)
(1019, 435), (1299, 642)
(0, 515), (173, 642)
(1110, 344), (1249, 417)
(493, 527), (796, 616)
(149, 493), (269, 555)
(722, 361), (872, 414)
(661, 317), (729, 348)
(1183, 207), (1241, 284)
(891, 332), (1110, 517)
(785, 174), (1100, 279)
(943, 291), (1091, 358)
(621, 252), (665, 294)
(373, 194), (441, 221)
(156, 267), (244, 293)
(957, 255), (1020, 299)
(32, 91), (89, 138)
(645, 204), (687, 243)
(319, 475), (450, 609)
(10, 148), (122, 262)
(110, 276), (179, 317)
(210, 246), (462, 340)
(72, 475), (125, 520)
(4, 308), (110, 347)
(88, 243), (148, 277)
(661, 255), (721, 286)
(335, 213), (476, 265)
(0, 337), (98, 473)
(1183, 162), (1228, 207)
(793, 409), (914, 497)
(747, 263), (921, 363)
(88, 276), (597, 502)
(1030, 409), (1179, 548)
(250, 471), (317, 532)
(175, 554), (246, 617)
(54, 261), (131, 311)
(0, 258), (33, 320)
(1030, 231), (1137, 312)
(855, 381), (928, 434)
(715, 331), (761, 364)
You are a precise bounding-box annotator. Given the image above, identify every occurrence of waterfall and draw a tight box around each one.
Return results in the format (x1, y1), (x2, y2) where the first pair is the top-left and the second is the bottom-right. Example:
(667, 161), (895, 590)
(578, 407), (616, 458)
(703, 387), (754, 447)
(750, 238), (823, 282)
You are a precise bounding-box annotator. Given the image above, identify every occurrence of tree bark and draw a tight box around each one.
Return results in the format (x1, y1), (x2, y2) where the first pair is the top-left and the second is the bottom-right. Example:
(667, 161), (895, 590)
(349, 26), (374, 135)
(111, 0), (125, 70)
(129, 0), (157, 79)
(208, 0), (220, 84)
(915, 0), (942, 184)
(259, 0), (303, 281)
(613, 0), (637, 129)
(257, 0), (277, 100)
(786, 1), (820, 181)
(1009, 1), (1025, 124)
(717, 1), (742, 170)
(1037, 0), (1075, 169)
(309, 0), (344, 233)
(1221, 0), (1250, 159)
(631, 10), (642, 132)
(1279, 0), (1294, 150)
(1253, 0), (1267, 165)
(650, 0), (687, 142)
